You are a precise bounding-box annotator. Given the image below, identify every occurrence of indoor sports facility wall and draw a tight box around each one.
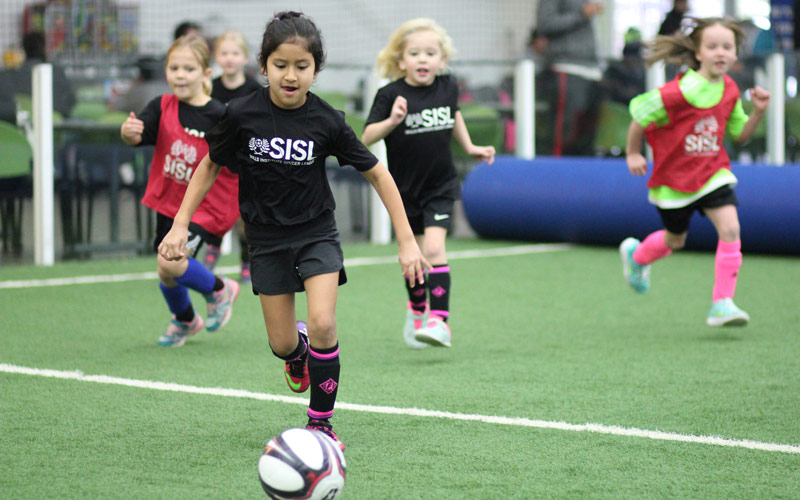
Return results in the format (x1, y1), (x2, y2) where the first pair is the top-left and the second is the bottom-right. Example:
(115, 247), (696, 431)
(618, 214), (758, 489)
(462, 156), (800, 255)
(0, 0), (536, 91)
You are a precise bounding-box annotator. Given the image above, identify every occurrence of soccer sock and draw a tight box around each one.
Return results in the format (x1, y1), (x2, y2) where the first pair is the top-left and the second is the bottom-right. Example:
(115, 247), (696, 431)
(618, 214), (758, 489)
(174, 257), (216, 294)
(307, 343), (340, 421)
(427, 264), (450, 322)
(633, 230), (672, 265)
(159, 282), (194, 320)
(713, 239), (742, 302)
(405, 278), (427, 313)
(270, 329), (308, 360)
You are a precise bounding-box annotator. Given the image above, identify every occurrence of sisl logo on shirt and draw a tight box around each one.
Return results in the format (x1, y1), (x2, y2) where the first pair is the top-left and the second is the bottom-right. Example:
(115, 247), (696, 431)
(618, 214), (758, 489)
(684, 116), (721, 156)
(248, 137), (316, 165)
(163, 139), (198, 184)
(405, 106), (455, 135)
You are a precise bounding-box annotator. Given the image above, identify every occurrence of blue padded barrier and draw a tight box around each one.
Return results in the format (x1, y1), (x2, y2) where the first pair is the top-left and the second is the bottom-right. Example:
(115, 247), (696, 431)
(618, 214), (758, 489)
(462, 156), (800, 255)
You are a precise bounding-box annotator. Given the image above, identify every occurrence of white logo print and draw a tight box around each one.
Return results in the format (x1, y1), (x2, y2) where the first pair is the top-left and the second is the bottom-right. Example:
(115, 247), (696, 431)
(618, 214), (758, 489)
(433, 213), (450, 221)
(248, 136), (315, 165)
(163, 139), (197, 184)
(684, 116), (721, 156)
(405, 106), (455, 135)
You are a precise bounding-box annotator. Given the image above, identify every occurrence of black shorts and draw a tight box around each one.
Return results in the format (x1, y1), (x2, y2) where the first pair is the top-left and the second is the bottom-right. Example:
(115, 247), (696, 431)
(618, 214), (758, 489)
(407, 196), (455, 235)
(657, 185), (739, 234)
(249, 227), (347, 296)
(154, 213), (222, 259)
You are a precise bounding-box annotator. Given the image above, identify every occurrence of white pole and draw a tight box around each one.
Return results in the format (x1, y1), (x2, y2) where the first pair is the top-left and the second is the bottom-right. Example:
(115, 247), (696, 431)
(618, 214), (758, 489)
(364, 71), (391, 244)
(32, 64), (55, 266)
(514, 59), (535, 160)
(766, 53), (785, 166)
(644, 61), (666, 161)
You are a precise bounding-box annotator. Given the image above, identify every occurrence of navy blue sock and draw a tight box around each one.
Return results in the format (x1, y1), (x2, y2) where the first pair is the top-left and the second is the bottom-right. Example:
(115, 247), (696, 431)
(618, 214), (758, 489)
(159, 282), (193, 318)
(174, 258), (215, 294)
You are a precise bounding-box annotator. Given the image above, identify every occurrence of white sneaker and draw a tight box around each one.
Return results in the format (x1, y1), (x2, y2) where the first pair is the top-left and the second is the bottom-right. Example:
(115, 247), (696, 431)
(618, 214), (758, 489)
(403, 304), (428, 349)
(414, 317), (451, 348)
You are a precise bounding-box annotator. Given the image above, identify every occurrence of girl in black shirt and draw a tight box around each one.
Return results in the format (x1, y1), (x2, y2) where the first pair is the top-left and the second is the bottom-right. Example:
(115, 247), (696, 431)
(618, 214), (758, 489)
(158, 11), (429, 450)
(202, 30), (264, 283)
(364, 18), (495, 349)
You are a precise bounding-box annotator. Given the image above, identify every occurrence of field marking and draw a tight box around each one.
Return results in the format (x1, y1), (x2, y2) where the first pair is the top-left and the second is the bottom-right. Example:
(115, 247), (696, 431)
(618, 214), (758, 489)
(0, 243), (572, 290)
(2, 362), (798, 456)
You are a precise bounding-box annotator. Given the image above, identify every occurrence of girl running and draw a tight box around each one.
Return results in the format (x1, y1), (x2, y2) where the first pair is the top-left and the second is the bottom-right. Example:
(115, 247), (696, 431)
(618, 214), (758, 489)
(620, 17), (769, 327)
(158, 12), (429, 448)
(120, 34), (240, 346)
(362, 18), (495, 348)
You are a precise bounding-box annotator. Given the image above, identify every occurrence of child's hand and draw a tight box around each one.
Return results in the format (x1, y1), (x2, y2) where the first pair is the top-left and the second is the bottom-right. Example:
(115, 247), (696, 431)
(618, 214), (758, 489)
(389, 96), (408, 126)
(749, 85), (770, 112)
(120, 111), (144, 144)
(468, 145), (496, 165)
(398, 239), (431, 287)
(158, 224), (189, 261)
(626, 153), (648, 176)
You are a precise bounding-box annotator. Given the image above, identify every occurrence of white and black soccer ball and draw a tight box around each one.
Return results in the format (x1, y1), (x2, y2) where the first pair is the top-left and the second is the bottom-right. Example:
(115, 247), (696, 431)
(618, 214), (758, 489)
(258, 428), (346, 500)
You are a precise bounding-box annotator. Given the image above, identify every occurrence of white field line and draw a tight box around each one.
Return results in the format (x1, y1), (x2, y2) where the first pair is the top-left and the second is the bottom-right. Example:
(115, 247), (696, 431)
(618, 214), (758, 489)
(0, 243), (573, 290)
(2, 363), (798, 456)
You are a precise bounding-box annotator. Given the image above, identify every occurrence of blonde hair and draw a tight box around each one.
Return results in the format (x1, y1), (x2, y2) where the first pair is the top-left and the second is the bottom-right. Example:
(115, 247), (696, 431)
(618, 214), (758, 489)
(166, 34), (212, 95)
(376, 18), (456, 80)
(646, 16), (745, 71)
(214, 30), (250, 59)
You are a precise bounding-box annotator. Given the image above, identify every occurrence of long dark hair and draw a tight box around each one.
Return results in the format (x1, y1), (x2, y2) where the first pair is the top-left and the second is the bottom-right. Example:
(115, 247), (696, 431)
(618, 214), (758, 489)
(257, 11), (325, 73)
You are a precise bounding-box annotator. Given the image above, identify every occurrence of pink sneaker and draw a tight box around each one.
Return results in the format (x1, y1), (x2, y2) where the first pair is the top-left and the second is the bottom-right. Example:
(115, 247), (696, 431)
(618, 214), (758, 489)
(158, 314), (204, 347)
(205, 277), (239, 331)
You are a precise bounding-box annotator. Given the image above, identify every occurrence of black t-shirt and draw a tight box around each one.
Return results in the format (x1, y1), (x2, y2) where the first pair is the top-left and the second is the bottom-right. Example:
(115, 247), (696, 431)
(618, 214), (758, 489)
(206, 88), (378, 238)
(211, 75), (263, 104)
(138, 95), (226, 146)
(365, 74), (460, 211)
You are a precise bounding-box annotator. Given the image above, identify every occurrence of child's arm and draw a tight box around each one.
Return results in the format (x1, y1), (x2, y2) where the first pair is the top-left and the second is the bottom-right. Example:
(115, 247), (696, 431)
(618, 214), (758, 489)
(120, 111), (144, 146)
(625, 120), (648, 176)
(361, 96), (407, 146)
(452, 110), (496, 165)
(736, 86), (770, 144)
(360, 162), (431, 285)
(158, 154), (223, 261)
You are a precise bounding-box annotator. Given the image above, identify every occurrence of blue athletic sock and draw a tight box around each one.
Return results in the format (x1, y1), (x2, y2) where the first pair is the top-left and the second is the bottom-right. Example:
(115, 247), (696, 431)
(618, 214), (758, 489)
(174, 257), (216, 294)
(159, 282), (192, 316)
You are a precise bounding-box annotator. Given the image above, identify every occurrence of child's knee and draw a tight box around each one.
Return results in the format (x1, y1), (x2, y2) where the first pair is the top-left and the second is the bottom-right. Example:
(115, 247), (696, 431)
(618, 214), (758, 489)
(307, 314), (337, 346)
(664, 231), (687, 250)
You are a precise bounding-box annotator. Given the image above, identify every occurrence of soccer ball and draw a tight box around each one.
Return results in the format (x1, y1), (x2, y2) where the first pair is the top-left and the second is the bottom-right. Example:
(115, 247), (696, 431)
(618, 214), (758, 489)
(258, 428), (346, 500)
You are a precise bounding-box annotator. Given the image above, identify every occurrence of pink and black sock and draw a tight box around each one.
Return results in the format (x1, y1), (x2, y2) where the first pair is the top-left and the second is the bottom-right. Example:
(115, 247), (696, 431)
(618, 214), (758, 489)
(713, 239), (742, 302)
(307, 343), (340, 422)
(405, 278), (427, 313)
(428, 264), (450, 322)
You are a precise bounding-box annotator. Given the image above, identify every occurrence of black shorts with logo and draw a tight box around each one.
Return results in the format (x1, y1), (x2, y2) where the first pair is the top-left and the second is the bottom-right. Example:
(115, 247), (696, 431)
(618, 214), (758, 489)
(657, 185), (739, 234)
(407, 196), (455, 235)
(154, 212), (222, 259)
(247, 213), (347, 295)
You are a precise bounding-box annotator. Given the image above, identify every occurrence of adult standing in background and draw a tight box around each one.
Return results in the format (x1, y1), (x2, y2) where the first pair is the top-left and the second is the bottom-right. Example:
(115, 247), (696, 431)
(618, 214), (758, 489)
(11, 32), (76, 118)
(658, 0), (689, 36)
(536, 0), (603, 156)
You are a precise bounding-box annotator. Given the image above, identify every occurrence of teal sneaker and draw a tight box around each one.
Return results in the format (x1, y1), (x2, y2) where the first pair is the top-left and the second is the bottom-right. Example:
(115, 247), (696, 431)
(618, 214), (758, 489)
(158, 314), (204, 347)
(403, 303), (429, 349)
(414, 317), (452, 348)
(205, 276), (240, 331)
(707, 298), (750, 327)
(619, 237), (650, 294)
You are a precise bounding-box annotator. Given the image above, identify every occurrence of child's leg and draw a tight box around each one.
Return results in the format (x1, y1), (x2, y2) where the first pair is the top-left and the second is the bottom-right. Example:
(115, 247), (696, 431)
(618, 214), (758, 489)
(422, 226), (449, 322)
(405, 233), (428, 314)
(303, 273), (340, 418)
(161, 254), (237, 331)
(632, 229), (674, 265)
(156, 256), (206, 346)
(705, 205), (742, 301)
